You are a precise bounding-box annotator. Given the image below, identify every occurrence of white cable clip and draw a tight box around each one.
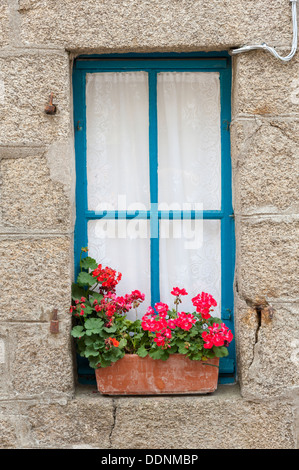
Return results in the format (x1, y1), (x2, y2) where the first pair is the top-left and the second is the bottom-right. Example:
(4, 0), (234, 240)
(231, 0), (298, 62)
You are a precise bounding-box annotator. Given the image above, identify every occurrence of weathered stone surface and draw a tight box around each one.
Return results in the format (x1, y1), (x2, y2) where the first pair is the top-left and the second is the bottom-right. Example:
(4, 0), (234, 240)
(18, 0), (295, 51)
(0, 52), (71, 145)
(235, 217), (299, 302)
(0, 2), (10, 47)
(0, 325), (10, 398)
(111, 386), (295, 449)
(295, 391), (299, 448)
(10, 386), (295, 449)
(234, 294), (259, 394)
(0, 412), (18, 448)
(235, 296), (299, 399)
(0, 401), (30, 448)
(24, 389), (114, 448)
(231, 118), (299, 214)
(233, 51), (299, 117)
(0, 237), (73, 321)
(10, 321), (74, 398)
(0, 154), (72, 231)
(0, 0), (297, 452)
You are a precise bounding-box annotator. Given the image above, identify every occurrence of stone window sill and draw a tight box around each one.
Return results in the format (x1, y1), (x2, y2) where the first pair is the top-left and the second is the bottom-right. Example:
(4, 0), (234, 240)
(28, 384), (295, 448)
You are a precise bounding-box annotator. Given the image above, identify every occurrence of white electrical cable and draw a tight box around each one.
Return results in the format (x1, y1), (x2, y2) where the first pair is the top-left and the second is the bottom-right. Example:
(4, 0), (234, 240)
(231, 0), (298, 62)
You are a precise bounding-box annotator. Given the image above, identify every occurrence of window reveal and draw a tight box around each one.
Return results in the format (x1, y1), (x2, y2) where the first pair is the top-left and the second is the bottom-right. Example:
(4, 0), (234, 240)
(73, 54), (235, 381)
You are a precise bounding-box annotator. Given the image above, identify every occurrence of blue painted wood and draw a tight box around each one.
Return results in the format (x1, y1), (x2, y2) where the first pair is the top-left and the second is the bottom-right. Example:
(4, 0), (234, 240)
(75, 58), (227, 70)
(149, 72), (160, 306)
(219, 59), (236, 376)
(219, 357), (235, 374)
(84, 210), (224, 219)
(73, 53), (235, 382)
(218, 375), (235, 385)
(73, 69), (88, 279)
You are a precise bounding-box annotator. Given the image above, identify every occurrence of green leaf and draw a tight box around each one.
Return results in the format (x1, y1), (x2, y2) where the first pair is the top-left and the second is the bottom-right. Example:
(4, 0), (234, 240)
(84, 318), (104, 335)
(80, 256), (98, 271)
(97, 357), (112, 368)
(84, 335), (98, 346)
(71, 283), (86, 300)
(85, 346), (100, 357)
(71, 325), (85, 338)
(77, 272), (96, 287)
(109, 349), (124, 362)
(77, 338), (86, 353)
(103, 325), (117, 333)
(89, 292), (103, 303)
(189, 352), (203, 361)
(189, 328), (199, 337)
(85, 318), (104, 329)
(137, 345), (148, 358)
(204, 349), (215, 358)
(82, 305), (93, 315)
(149, 349), (169, 360)
(213, 346), (229, 358)
(177, 343), (189, 354)
(88, 355), (102, 369)
(118, 338), (127, 349)
(178, 347), (188, 355)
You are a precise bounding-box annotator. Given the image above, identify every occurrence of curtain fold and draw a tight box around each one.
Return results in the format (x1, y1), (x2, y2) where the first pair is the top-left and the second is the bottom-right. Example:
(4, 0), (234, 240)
(88, 219), (151, 320)
(157, 72), (221, 209)
(159, 220), (221, 316)
(86, 72), (150, 211)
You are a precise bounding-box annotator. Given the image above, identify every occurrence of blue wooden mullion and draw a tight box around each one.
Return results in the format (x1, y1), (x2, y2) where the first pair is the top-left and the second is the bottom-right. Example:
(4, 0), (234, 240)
(158, 210), (223, 220)
(73, 68), (92, 384)
(84, 210), (224, 219)
(149, 71), (160, 307)
(219, 63), (236, 378)
(73, 69), (88, 279)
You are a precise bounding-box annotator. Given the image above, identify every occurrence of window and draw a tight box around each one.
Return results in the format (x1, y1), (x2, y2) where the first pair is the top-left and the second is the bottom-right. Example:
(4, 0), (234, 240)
(73, 53), (235, 383)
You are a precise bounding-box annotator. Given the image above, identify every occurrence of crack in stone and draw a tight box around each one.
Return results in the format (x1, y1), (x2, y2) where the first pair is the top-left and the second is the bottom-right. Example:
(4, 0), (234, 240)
(268, 121), (297, 142)
(243, 298), (275, 371)
(109, 398), (117, 448)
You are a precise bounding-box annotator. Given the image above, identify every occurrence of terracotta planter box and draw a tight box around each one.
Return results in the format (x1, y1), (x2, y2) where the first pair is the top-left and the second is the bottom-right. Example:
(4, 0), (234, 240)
(95, 354), (219, 395)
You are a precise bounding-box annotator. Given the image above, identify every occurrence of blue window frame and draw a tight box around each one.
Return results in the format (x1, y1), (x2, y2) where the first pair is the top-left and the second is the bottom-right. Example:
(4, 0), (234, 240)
(73, 52), (235, 384)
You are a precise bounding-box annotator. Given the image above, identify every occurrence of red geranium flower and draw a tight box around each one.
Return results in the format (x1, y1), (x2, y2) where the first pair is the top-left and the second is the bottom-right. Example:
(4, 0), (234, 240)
(109, 337), (119, 347)
(171, 287), (188, 296)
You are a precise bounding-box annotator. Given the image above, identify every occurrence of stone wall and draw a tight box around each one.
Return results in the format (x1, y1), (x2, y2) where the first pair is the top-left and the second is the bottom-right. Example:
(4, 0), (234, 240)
(0, 0), (298, 448)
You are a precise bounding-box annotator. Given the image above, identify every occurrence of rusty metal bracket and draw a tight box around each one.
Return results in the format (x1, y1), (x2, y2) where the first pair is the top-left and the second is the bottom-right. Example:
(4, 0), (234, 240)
(45, 92), (57, 115)
(50, 309), (59, 334)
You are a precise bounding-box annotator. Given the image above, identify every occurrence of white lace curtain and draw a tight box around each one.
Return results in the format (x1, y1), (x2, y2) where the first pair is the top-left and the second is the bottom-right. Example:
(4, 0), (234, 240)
(86, 71), (221, 318)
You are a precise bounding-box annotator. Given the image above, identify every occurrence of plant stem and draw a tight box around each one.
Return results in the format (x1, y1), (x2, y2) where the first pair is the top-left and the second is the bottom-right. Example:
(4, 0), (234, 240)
(133, 309), (138, 352)
(80, 249), (83, 272)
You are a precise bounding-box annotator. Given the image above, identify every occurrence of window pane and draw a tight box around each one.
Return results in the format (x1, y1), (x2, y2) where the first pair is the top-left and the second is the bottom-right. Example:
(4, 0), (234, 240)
(157, 72), (221, 210)
(88, 219), (151, 319)
(159, 219), (221, 317)
(86, 72), (150, 211)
